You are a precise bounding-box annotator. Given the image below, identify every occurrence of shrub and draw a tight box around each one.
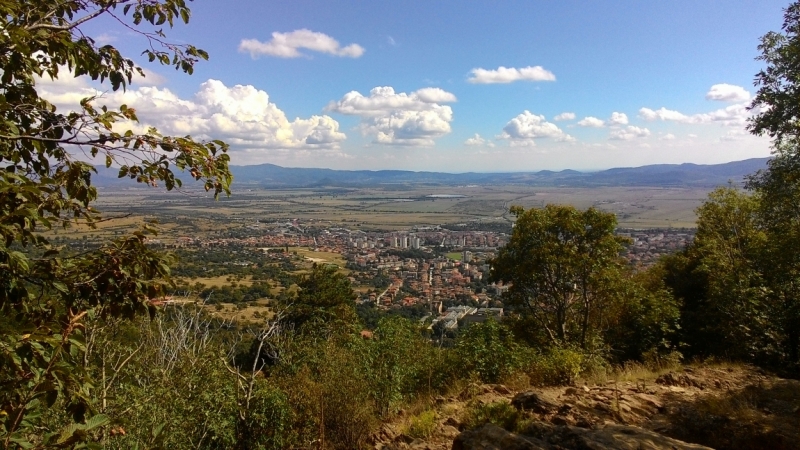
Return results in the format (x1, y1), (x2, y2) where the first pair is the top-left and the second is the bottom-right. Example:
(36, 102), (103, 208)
(405, 410), (438, 439)
(240, 381), (292, 450)
(498, 371), (532, 391)
(643, 348), (683, 371)
(529, 347), (585, 386)
(454, 319), (527, 383)
(461, 400), (525, 432)
(319, 342), (378, 449)
(363, 317), (435, 416)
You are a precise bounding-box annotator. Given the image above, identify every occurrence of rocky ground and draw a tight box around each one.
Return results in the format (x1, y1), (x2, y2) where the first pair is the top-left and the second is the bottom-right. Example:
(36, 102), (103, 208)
(370, 364), (800, 450)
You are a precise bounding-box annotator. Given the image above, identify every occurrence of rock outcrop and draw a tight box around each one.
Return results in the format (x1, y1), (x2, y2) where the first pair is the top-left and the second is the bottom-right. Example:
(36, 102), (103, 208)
(453, 422), (713, 450)
(452, 424), (543, 450)
(371, 365), (800, 450)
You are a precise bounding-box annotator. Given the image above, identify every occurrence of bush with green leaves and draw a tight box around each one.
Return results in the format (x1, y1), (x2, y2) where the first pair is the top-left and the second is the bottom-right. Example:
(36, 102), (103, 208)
(238, 380), (292, 450)
(602, 267), (682, 363)
(361, 316), (439, 416)
(461, 400), (525, 432)
(90, 309), (239, 449)
(270, 339), (377, 450)
(528, 347), (586, 386)
(405, 410), (438, 439)
(454, 319), (529, 384)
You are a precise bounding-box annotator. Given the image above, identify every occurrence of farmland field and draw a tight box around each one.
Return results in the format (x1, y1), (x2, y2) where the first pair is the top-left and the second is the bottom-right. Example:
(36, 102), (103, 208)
(91, 184), (713, 232)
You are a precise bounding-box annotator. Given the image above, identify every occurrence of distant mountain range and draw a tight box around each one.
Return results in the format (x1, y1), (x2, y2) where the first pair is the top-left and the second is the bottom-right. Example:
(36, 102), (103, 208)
(226, 157), (770, 188)
(94, 157), (771, 189)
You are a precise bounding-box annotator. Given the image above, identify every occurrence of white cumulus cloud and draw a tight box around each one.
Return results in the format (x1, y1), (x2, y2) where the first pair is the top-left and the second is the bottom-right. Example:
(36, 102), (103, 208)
(415, 87), (458, 103)
(609, 126), (651, 140)
(326, 86), (456, 146)
(639, 103), (750, 127)
(639, 85), (755, 128)
(467, 66), (556, 84)
(608, 112), (629, 126)
(464, 133), (495, 147)
(95, 33), (117, 44)
(37, 76), (347, 153)
(638, 107), (690, 122)
(239, 29), (365, 59)
(693, 103), (751, 126)
(706, 83), (751, 102)
(577, 116), (605, 128)
(499, 111), (574, 146)
(553, 112), (575, 121)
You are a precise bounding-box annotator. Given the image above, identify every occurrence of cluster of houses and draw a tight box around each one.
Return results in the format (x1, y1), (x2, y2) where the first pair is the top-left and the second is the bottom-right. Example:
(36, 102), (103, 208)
(152, 219), (695, 332)
(619, 228), (695, 266)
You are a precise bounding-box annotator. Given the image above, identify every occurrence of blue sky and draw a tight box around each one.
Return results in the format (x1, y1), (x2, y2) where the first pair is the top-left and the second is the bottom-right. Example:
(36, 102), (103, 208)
(47, 1), (789, 171)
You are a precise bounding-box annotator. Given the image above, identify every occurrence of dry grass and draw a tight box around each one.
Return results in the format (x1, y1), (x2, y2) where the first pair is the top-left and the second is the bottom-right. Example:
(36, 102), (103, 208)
(189, 275), (254, 288)
(402, 409), (438, 439)
(667, 378), (800, 450)
(293, 248), (347, 267)
(579, 351), (685, 385)
(498, 371), (532, 391)
(206, 302), (274, 323)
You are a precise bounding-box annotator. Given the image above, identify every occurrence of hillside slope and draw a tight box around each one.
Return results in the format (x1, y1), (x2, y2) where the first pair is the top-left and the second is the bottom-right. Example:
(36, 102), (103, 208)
(372, 364), (799, 450)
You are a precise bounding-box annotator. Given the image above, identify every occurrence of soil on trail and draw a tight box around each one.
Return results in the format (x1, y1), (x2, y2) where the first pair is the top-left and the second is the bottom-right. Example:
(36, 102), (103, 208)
(370, 364), (800, 450)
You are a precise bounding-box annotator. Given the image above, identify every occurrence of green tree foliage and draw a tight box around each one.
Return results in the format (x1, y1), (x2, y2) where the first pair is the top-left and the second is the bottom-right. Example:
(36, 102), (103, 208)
(747, 138), (800, 365)
(653, 1), (800, 369)
(656, 251), (708, 355)
(0, 1), (231, 446)
(362, 317), (436, 416)
(746, 1), (800, 368)
(659, 187), (795, 366)
(749, 2), (800, 142)
(454, 319), (525, 383)
(285, 264), (358, 336)
(490, 205), (629, 350)
(692, 188), (770, 360)
(603, 267), (681, 363)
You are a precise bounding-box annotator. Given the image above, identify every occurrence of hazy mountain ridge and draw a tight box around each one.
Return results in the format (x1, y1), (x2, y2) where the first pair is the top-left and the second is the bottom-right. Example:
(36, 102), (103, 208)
(228, 157), (770, 188)
(93, 157), (770, 188)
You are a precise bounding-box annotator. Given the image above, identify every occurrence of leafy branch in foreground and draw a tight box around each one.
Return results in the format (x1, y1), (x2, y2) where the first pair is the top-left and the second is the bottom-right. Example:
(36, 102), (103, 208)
(0, 1), (231, 447)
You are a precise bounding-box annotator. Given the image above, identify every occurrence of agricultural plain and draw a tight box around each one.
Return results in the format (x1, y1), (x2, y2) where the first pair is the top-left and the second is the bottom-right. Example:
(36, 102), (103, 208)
(89, 184), (712, 234)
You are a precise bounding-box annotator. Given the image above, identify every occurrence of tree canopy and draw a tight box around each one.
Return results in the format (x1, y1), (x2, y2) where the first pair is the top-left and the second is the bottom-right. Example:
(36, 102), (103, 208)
(744, 0), (800, 369)
(0, 1), (231, 446)
(749, 2), (800, 142)
(490, 205), (628, 350)
(285, 264), (358, 336)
